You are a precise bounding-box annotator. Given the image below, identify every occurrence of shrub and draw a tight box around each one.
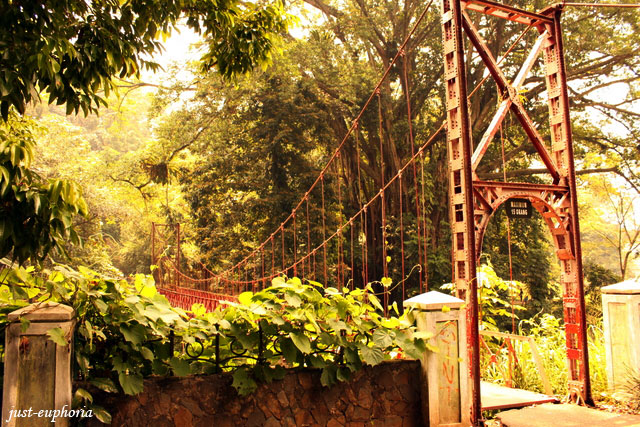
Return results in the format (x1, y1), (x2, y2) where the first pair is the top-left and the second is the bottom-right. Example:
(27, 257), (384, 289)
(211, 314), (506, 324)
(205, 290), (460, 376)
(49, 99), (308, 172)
(0, 262), (429, 422)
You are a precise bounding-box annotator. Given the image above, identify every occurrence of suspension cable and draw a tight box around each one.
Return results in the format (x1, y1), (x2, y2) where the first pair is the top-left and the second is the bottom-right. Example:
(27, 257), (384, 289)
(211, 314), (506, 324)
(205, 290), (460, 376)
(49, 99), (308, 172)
(500, 124), (516, 335)
(178, 2), (542, 287)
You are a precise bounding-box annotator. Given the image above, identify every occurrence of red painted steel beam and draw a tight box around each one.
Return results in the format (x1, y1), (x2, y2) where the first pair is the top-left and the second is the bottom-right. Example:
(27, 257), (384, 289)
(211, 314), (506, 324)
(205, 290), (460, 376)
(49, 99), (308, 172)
(473, 180), (569, 193)
(441, 0), (482, 423)
(471, 31), (548, 170)
(545, 6), (593, 404)
(461, 14), (561, 182)
(461, 0), (553, 25)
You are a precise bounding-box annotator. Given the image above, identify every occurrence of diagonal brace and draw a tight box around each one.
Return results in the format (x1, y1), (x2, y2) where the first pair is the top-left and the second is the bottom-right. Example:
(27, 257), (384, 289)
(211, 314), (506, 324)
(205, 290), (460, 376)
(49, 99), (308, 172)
(472, 30), (548, 170)
(462, 13), (560, 181)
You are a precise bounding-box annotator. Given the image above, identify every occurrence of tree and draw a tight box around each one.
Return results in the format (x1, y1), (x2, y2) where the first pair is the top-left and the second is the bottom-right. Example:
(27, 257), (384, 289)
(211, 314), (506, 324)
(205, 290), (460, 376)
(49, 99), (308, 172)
(580, 175), (640, 280)
(145, 0), (639, 312)
(0, 0), (291, 267)
(481, 206), (555, 317)
(0, 111), (88, 264)
(27, 92), (199, 275)
(0, 0), (289, 119)
(163, 64), (338, 268)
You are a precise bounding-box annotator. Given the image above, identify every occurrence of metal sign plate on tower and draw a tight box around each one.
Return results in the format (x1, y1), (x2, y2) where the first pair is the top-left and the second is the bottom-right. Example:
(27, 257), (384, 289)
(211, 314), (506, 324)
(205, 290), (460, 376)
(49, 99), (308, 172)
(506, 198), (532, 218)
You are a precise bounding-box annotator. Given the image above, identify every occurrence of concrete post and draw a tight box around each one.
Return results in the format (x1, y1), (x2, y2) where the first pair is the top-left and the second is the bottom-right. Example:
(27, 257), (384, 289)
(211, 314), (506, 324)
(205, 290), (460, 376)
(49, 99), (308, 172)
(2, 303), (75, 426)
(601, 279), (640, 392)
(404, 291), (470, 427)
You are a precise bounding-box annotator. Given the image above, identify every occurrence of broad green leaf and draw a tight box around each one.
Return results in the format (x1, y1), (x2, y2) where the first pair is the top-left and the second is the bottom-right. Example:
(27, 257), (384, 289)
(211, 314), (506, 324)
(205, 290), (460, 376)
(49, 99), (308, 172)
(309, 354), (326, 368)
(368, 294), (384, 312)
(142, 305), (164, 322)
(344, 347), (362, 367)
(288, 277), (302, 286)
(413, 331), (434, 340)
(391, 301), (399, 315)
(359, 345), (384, 366)
(232, 368), (257, 396)
(76, 352), (90, 373)
(318, 332), (337, 346)
(33, 193), (41, 213)
(74, 388), (93, 403)
(124, 295), (140, 304)
(191, 303), (206, 317)
(0, 165), (10, 183)
(170, 357), (190, 376)
(289, 331), (311, 354)
(112, 356), (130, 373)
(303, 310), (320, 333)
(140, 346), (155, 361)
(337, 367), (352, 382)
(151, 359), (170, 376)
(253, 364), (285, 383)
(238, 291), (253, 306)
(50, 180), (62, 203)
(271, 276), (286, 286)
(83, 319), (93, 340)
(90, 406), (112, 424)
(373, 329), (393, 348)
(380, 317), (400, 329)
(403, 343), (425, 360)
(320, 366), (337, 387)
(46, 327), (68, 346)
(270, 365), (286, 381)
(139, 284), (157, 299)
(280, 338), (298, 363)
(284, 293), (302, 307)
(218, 319), (231, 330)
(93, 299), (108, 313)
(120, 323), (146, 345)
(327, 318), (347, 332)
(118, 372), (143, 395)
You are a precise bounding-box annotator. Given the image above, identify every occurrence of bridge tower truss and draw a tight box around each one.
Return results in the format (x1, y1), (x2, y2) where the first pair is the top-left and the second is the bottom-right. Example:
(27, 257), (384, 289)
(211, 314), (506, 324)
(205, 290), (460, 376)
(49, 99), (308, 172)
(151, 222), (181, 288)
(439, 0), (592, 423)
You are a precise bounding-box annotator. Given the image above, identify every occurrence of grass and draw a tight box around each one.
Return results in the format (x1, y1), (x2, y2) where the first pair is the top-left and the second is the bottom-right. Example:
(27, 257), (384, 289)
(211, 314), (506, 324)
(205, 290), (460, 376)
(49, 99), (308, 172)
(623, 371), (640, 411)
(480, 313), (608, 398)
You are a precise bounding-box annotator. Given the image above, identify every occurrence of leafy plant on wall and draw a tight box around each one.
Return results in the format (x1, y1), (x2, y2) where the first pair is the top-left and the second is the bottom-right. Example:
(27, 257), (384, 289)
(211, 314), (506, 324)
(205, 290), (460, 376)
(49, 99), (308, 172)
(0, 265), (430, 422)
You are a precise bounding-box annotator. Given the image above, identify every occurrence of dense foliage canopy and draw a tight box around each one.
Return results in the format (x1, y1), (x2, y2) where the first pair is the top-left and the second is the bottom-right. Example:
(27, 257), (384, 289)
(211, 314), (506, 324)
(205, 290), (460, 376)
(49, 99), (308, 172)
(0, 0), (289, 118)
(0, 0), (290, 267)
(146, 0), (639, 308)
(0, 111), (88, 264)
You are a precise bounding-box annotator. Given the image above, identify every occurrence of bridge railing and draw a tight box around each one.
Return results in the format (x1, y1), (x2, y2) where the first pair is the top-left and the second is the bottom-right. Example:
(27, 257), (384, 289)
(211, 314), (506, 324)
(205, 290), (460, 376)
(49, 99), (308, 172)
(157, 285), (237, 312)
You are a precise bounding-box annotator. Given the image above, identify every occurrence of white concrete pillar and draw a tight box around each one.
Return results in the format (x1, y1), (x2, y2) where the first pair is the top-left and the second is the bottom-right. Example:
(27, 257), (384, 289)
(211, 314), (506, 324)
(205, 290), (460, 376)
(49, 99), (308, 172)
(2, 303), (75, 426)
(602, 279), (640, 393)
(404, 291), (470, 427)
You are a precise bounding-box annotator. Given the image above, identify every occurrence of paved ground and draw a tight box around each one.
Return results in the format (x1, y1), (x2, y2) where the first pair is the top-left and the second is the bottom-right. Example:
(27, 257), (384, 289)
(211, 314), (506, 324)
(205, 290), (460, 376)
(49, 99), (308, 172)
(481, 381), (557, 411)
(496, 403), (640, 426)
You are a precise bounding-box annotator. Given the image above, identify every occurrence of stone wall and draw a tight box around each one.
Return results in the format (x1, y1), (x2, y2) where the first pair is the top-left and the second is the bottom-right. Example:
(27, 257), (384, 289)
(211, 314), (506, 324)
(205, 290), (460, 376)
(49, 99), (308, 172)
(88, 360), (423, 426)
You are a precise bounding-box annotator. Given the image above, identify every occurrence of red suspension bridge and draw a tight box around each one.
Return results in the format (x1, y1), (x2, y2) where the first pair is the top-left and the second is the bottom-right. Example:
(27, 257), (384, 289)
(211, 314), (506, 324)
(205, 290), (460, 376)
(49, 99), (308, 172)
(150, 1), (639, 423)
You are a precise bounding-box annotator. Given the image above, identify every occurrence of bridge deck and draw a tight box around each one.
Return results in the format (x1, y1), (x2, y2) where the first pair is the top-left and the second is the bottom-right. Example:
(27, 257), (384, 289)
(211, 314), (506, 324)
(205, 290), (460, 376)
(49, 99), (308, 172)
(496, 403), (640, 427)
(481, 381), (557, 411)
